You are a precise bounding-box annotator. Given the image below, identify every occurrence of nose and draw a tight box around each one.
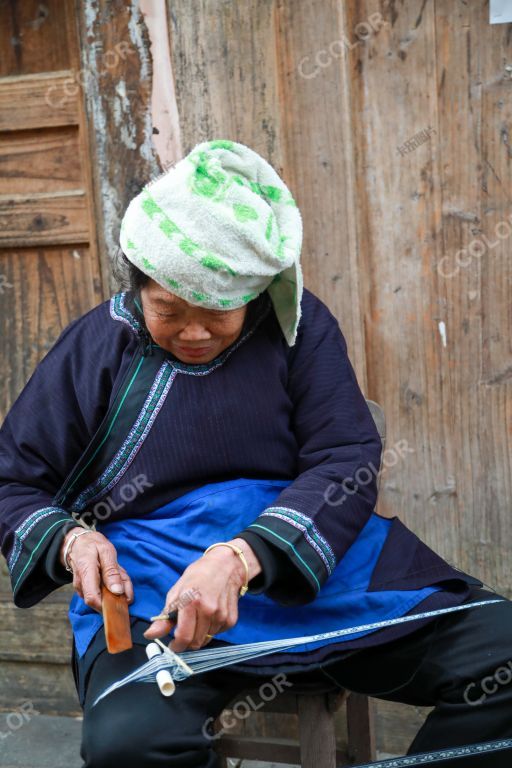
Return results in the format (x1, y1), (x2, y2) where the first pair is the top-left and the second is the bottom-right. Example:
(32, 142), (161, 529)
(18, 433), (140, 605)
(178, 322), (212, 342)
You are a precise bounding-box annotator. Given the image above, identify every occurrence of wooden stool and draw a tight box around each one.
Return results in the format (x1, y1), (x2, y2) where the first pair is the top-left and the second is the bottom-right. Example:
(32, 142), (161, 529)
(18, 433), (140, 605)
(215, 685), (376, 767)
(215, 400), (386, 767)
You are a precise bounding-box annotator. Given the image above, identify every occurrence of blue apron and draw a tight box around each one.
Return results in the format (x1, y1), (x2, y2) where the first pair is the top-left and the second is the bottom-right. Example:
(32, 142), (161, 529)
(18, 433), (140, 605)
(69, 478), (440, 657)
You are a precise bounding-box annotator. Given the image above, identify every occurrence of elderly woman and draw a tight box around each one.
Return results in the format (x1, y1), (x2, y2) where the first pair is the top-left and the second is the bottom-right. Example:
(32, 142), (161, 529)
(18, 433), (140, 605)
(1, 140), (511, 767)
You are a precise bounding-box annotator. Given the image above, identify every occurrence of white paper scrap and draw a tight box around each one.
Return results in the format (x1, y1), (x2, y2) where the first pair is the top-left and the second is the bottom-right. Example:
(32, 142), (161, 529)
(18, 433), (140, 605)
(490, 0), (512, 24)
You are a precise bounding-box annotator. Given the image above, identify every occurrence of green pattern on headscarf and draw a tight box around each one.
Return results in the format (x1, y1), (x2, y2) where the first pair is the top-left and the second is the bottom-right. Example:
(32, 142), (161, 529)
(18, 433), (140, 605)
(208, 139), (234, 150)
(189, 150), (232, 201)
(142, 256), (156, 271)
(179, 237), (198, 256)
(141, 190), (237, 277)
(192, 291), (208, 302)
(233, 204), (259, 222)
(201, 254), (238, 276)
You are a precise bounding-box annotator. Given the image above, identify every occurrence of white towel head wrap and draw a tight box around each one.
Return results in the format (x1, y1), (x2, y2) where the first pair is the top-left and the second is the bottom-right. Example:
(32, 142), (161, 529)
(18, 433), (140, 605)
(119, 139), (303, 345)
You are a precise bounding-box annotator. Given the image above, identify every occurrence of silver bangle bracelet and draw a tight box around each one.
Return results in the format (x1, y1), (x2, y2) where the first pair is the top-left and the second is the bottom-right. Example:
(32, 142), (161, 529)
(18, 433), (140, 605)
(63, 529), (95, 573)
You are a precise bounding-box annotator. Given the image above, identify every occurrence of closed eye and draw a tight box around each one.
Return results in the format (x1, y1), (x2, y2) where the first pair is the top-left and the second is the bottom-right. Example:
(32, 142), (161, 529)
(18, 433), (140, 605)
(156, 311), (177, 319)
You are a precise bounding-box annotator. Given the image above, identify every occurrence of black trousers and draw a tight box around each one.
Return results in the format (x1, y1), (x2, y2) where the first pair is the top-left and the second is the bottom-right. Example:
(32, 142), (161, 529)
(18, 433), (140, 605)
(79, 589), (512, 767)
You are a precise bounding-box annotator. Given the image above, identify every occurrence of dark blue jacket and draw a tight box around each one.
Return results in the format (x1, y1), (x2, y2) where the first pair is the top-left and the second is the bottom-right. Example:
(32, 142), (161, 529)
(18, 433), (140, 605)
(0, 287), (481, 662)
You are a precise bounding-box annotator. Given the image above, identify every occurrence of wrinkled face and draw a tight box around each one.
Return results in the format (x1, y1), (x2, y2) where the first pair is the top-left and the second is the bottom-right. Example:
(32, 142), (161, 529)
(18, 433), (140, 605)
(140, 279), (248, 364)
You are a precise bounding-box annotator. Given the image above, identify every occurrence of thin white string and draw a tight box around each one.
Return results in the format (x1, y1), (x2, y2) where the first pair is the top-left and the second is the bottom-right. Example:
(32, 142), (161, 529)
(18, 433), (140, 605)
(92, 599), (503, 707)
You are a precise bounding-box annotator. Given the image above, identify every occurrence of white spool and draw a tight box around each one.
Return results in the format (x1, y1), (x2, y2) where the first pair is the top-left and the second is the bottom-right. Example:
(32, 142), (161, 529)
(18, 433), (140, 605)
(145, 642), (175, 697)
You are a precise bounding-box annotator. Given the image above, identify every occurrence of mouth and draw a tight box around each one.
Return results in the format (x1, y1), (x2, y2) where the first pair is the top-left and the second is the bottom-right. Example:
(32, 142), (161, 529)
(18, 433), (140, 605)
(175, 345), (213, 357)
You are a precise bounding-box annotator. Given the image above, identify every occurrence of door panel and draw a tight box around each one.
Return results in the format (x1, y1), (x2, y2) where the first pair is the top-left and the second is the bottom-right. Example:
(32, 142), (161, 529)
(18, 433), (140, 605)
(0, 0), (103, 715)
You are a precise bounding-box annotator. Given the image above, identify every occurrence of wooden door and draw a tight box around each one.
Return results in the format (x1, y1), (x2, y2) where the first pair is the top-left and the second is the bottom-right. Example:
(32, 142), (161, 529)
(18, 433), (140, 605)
(0, 0), (106, 715)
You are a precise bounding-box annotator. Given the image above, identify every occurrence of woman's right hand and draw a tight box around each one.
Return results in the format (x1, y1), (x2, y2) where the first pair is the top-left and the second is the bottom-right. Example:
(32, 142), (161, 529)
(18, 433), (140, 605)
(59, 527), (134, 613)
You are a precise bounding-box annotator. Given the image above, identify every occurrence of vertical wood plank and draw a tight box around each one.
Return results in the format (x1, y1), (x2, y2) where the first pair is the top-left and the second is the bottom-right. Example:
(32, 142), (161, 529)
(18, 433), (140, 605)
(346, 692), (376, 764)
(346, 0), (453, 543)
(273, 0), (368, 383)
(345, 0), (511, 591)
(75, 0), (160, 292)
(297, 695), (337, 768)
(168, 0), (284, 164)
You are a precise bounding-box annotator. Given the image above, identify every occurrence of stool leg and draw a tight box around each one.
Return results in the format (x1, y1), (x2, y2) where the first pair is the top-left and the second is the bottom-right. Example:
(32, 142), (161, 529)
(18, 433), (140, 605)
(298, 694), (337, 768)
(346, 692), (376, 763)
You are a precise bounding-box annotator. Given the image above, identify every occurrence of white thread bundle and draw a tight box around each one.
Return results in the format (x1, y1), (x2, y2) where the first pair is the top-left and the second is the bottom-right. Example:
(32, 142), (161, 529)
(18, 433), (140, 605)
(92, 599), (503, 708)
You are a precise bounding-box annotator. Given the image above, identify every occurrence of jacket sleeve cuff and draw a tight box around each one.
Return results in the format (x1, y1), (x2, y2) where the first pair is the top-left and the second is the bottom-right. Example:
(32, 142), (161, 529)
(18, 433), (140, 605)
(8, 508), (76, 607)
(44, 520), (78, 585)
(236, 528), (318, 606)
(242, 505), (333, 600)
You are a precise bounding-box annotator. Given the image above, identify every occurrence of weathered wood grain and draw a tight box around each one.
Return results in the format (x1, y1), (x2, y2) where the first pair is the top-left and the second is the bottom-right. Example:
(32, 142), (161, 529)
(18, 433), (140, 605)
(0, 600), (73, 664)
(0, 127), (83, 195)
(0, 0), (73, 78)
(297, 694), (337, 767)
(76, 0), (160, 292)
(345, 0), (512, 596)
(168, 0), (283, 161)
(0, 245), (103, 416)
(347, 0), (458, 550)
(273, 0), (369, 383)
(0, 191), (89, 247)
(0, 72), (80, 131)
(428, 0), (485, 579)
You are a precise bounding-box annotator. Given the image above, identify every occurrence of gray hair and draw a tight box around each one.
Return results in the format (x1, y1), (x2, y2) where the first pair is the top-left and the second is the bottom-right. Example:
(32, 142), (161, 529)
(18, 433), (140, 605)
(112, 248), (150, 293)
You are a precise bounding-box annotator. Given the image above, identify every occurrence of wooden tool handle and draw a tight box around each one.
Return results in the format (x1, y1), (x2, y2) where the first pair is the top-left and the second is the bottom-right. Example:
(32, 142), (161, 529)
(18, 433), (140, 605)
(101, 584), (133, 654)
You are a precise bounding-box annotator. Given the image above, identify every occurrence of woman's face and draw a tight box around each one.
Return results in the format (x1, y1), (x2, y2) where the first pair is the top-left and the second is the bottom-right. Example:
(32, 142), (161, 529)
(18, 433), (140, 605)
(140, 279), (248, 364)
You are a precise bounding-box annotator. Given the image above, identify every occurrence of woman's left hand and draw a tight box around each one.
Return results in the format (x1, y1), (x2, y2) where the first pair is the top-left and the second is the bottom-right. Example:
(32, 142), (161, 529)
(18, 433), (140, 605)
(143, 538), (261, 652)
